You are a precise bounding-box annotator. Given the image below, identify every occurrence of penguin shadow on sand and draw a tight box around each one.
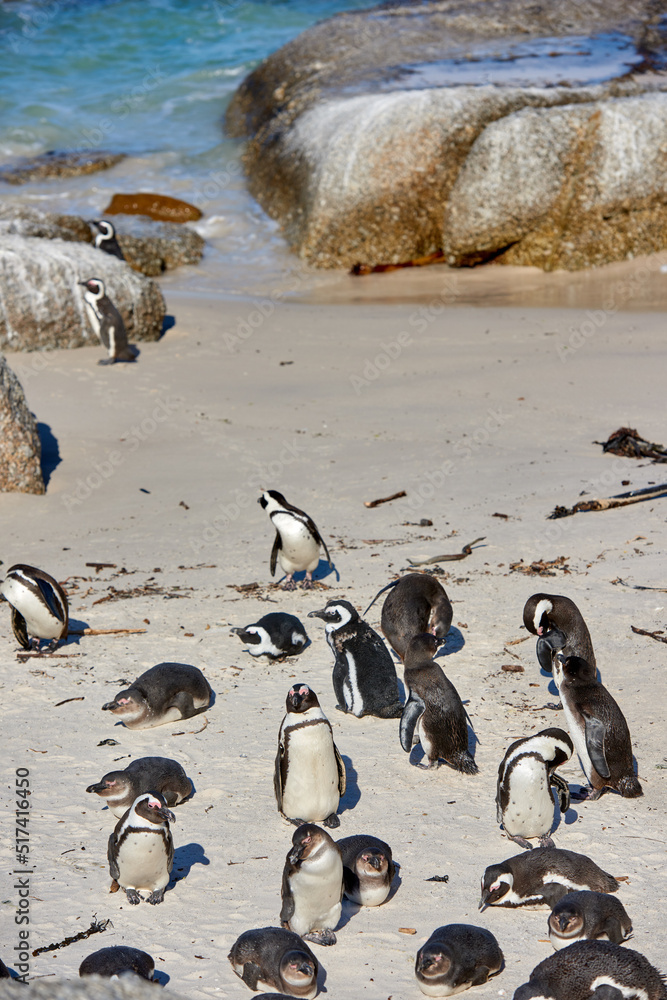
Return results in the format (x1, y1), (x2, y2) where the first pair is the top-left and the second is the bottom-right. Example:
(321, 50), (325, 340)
(338, 755), (361, 817)
(278, 558), (339, 588)
(162, 315), (176, 335)
(62, 616), (91, 648)
(38, 422), (61, 486)
(152, 969), (170, 986)
(170, 843), (209, 889)
(338, 863), (402, 930)
(434, 625), (466, 658)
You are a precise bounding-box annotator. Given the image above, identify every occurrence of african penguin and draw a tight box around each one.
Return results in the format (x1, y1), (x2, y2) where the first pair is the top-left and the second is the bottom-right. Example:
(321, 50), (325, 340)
(102, 662), (212, 729)
(1, 563), (69, 651)
(548, 890), (633, 950)
(496, 728), (573, 849)
(280, 824), (343, 947)
(400, 633), (477, 773)
(336, 834), (395, 906)
(79, 277), (138, 364)
(228, 927), (319, 998)
(232, 612), (309, 659)
(308, 600), (402, 719)
(365, 573), (452, 661)
(90, 219), (126, 260)
(523, 593), (596, 679)
(555, 653), (642, 800)
(513, 940), (667, 1000)
(415, 924), (504, 996)
(79, 946), (155, 980)
(107, 792), (174, 905)
(479, 847), (619, 911)
(275, 684), (346, 828)
(86, 756), (193, 818)
(258, 490), (332, 589)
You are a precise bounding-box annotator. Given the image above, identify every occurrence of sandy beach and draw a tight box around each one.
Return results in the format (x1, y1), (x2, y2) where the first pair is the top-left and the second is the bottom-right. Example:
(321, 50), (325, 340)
(1, 277), (666, 997)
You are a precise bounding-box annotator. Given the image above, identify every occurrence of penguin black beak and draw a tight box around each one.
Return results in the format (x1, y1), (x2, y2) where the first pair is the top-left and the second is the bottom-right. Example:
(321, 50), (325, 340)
(478, 892), (489, 912)
(307, 609), (327, 620)
(101, 700), (118, 711)
(288, 843), (306, 864)
(86, 782), (106, 794)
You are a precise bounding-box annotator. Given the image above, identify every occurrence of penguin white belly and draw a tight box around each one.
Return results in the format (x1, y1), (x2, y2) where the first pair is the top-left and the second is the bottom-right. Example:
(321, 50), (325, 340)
(590, 978), (649, 1000)
(417, 980), (472, 997)
(289, 854), (342, 935)
(549, 928), (605, 951)
(116, 832), (169, 891)
(272, 514), (320, 573)
(282, 725), (339, 821)
(1, 579), (63, 638)
(561, 699), (595, 784)
(83, 301), (102, 339)
(350, 879), (390, 907)
(342, 651), (363, 716)
(415, 717), (433, 756)
(502, 760), (555, 839)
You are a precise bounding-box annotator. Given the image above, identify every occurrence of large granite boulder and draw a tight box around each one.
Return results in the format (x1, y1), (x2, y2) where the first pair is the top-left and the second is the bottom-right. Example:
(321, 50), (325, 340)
(0, 150), (125, 185)
(0, 978), (186, 1000)
(0, 204), (92, 243)
(226, 0), (667, 270)
(0, 355), (44, 494)
(0, 236), (165, 352)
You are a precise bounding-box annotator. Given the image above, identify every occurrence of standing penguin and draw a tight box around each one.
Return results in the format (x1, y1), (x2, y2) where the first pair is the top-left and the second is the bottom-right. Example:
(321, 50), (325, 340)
(555, 653), (642, 800)
(79, 277), (138, 364)
(308, 600), (402, 719)
(514, 941), (667, 1000)
(496, 728), (573, 849)
(415, 924), (504, 996)
(231, 612), (309, 659)
(275, 685), (346, 828)
(102, 662), (212, 729)
(90, 219), (126, 260)
(337, 834), (395, 906)
(523, 593), (596, 677)
(86, 756), (193, 818)
(365, 573), (452, 661)
(548, 890), (633, 950)
(258, 490), (332, 589)
(280, 824), (343, 947)
(479, 847), (619, 911)
(400, 633), (477, 773)
(107, 792), (174, 905)
(1, 563), (69, 652)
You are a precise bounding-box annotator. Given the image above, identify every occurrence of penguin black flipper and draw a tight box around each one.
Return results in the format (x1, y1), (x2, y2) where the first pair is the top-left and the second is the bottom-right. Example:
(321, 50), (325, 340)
(583, 713), (611, 779)
(399, 691), (425, 753)
(591, 989), (624, 1000)
(270, 532), (282, 576)
(280, 863), (296, 925)
(274, 742), (285, 812)
(36, 577), (67, 625)
(334, 743), (347, 796)
(536, 627), (567, 672)
(10, 606), (30, 650)
(550, 771), (571, 813)
(240, 961), (265, 991)
(363, 579), (399, 617)
(312, 527), (332, 569)
(107, 831), (120, 882)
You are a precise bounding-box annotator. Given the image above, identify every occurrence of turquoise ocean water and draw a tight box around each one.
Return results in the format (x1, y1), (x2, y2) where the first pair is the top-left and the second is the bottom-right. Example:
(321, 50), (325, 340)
(0, 0), (376, 294)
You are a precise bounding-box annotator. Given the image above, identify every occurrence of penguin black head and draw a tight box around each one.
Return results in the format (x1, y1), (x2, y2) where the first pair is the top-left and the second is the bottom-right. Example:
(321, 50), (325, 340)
(479, 863), (511, 910)
(132, 792), (175, 826)
(557, 654), (596, 684)
(288, 823), (335, 866)
(548, 900), (584, 940)
(357, 847), (388, 875)
(523, 594), (554, 635)
(285, 684), (320, 714)
(405, 632), (440, 662)
(79, 277), (105, 298)
(279, 950), (318, 996)
(86, 770), (130, 797)
(91, 219), (115, 238)
(415, 943), (452, 981)
(258, 489), (288, 510)
(308, 600), (358, 627)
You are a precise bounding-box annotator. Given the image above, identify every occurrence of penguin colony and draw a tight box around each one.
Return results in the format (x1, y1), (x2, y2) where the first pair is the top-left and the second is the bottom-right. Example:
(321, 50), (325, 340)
(0, 491), (663, 997)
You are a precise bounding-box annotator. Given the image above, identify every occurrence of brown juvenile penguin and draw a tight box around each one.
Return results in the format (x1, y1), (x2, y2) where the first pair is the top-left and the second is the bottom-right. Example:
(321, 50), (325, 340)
(102, 663), (212, 729)
(366, 573), (452, 661)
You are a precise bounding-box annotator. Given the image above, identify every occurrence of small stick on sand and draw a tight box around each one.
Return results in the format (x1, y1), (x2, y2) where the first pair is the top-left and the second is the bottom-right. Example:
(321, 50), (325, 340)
(631, 625), (667, 645)
(32, 918), (111, 956)
(54, 697), (84, 707)
(548, 482), (667, 519)
(364, 490), (407, 508)
(85, 562), (117, 572)
(17, 652), (80, 660)
(407, 537), (486, 566)
(68, 628), (147, 636)
(613, 578), (667, 593)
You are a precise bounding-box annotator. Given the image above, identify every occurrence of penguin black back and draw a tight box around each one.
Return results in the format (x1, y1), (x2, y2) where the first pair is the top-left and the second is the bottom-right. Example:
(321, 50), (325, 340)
(101, 662), (212, 729)
(79, 945), (155, 980)
(548, 890), (633, 949)
(523, 592), (596, 675)
(368, 573), (452, 661)
(514, 940), (667, 1000)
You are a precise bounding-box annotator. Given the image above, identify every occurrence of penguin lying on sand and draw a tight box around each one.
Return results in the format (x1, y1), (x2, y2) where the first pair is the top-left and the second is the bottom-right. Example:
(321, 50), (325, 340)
(79, 277), (138, 364)
(258, 490), (332, 589)
(308, 600), (402, 719)
(79, 946), (155, 980)
(365, 573), (452, 661)
(228, 927), (319, 998)
(107, 792), (174, 905)
(337, 834), (395, 906)
(86, 756), (193, 818)
(479, 847), (618, 911)
(232, 612), (309, 659)
(548, 890), (633, 950)
(415, 924), (503, 996)
(281, 824), (343, 947)
(102, 662), (212, 729)
(1, 563), (69, 652)
(400, 633), (477, 773)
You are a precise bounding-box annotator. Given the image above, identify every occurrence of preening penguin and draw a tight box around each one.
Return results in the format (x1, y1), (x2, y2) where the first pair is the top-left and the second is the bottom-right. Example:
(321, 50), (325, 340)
(496, 728), (573, 849)
(400, 633), (477, 773)
(415, 924), (504, 997)
(513, 940), (667, 1000)
(232, 612), (309, 660)
(86, 756), (193, 818)
(308, 600), (402, 719)
(90, 219), (126, 260)
(337, 834), (395, 906)
(479, 847), (619, 911)
(79, 277), (138, 364)
(275, 684), (346, 828)
(107, 792), (174, 905)
(555, 653), (642, 800)
(548, 890), (633, 950)
(79, 946), (155, 980)
(365, 573), (452, 661)
(1, 563), (69, 651)
(102, 662), (212, 729)
(258, 490), (332, 589)
(523, 593), (596, 678)
(228, 927), (319, 998)
(280, 824), (343, 947)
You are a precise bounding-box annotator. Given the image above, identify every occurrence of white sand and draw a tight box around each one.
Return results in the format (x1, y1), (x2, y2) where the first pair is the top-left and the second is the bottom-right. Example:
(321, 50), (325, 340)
(1, 276), (666, 997)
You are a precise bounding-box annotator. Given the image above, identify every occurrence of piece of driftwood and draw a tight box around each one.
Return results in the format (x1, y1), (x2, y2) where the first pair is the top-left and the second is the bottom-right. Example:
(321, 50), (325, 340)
(68, 628), (147, 636)
(597, 427), (667, 462)
(407, 537), (485, 566)
(549, 482), (667, 519)
(364, 490), (407, 508)
(32, 918), (111, 956)
(351, 251), (445, 275)
(54, 697), (84, 707)
(85, 562), (117, 572)
(612, 578), (667, 593)
(631, 625), (667, 645)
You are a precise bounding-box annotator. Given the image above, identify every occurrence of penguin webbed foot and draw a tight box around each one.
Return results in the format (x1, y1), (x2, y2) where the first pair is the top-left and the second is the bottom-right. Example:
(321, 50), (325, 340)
(300, 578), (314, 590)
(125, 889), (142, 905)
(416, 758), (441, 770)
(97, 357), (116, 366)
(146, 888), (165, 905)
(322, 812), (340, 829)
(571, 785), (604, 801)
(302, 929), (337, 946)
(281, 579), (297, 591)
(538, 834), (556, 849)
(543, 701), (563, 711)
(507, 834), (534, 850)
